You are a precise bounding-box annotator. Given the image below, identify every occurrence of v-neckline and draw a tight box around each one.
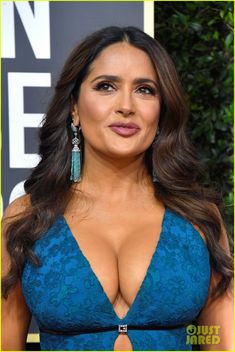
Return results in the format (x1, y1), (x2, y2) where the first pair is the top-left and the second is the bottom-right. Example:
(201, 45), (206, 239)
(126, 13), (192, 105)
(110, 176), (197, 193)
(60, 207), (169, 322)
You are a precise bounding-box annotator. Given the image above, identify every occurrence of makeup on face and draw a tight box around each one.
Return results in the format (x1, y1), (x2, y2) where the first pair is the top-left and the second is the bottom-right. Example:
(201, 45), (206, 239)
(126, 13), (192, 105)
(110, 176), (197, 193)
(75, 43), (161, 157)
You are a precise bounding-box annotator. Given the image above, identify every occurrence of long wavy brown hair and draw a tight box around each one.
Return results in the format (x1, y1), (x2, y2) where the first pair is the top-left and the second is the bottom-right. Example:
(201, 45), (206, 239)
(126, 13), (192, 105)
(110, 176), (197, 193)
(2, 26), (233, 300)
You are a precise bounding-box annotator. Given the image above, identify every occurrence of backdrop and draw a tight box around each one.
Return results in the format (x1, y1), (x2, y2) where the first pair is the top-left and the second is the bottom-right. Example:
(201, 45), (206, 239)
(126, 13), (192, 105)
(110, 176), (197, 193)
(1, 0), (155, 210)
(1, 0), (153, 343)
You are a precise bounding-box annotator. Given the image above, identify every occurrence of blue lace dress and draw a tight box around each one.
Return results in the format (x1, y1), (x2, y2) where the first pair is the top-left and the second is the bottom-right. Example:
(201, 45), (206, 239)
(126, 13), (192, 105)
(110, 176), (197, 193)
(22, 207), (211, 351)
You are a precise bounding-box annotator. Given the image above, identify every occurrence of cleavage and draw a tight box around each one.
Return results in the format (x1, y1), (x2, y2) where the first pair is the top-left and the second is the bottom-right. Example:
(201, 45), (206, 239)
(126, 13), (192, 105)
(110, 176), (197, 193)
(63, 212), (164, 319)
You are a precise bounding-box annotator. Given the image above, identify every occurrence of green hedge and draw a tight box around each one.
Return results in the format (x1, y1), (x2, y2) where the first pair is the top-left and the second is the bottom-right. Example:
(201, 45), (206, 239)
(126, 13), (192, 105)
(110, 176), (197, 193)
(155, 1), (233, 240)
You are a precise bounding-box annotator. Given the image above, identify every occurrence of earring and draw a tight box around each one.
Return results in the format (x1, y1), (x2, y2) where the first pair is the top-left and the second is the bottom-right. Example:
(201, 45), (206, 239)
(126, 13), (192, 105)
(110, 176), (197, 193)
(152, 165), (158, 183)
(152, 130), (159, 183)
(70, 122), (81, 182)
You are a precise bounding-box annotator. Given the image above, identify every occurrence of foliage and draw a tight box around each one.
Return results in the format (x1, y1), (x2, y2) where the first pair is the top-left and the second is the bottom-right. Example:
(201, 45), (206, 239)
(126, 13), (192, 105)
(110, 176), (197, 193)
(155, 1), (234, 239)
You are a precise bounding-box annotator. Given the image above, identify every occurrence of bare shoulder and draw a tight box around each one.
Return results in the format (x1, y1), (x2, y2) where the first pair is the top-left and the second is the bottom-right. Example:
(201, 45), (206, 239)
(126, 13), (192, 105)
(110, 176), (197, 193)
(1, 196), (33, 349)
(192, 203), (233, 301)
(2, 194), (31, 275)
(194, 204), (233, 351)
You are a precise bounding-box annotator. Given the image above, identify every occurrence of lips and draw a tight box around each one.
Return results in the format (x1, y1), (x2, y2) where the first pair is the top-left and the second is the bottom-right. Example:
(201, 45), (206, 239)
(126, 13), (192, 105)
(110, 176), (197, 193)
(109, 122), (140, 129)
(108, 122), (140, 137)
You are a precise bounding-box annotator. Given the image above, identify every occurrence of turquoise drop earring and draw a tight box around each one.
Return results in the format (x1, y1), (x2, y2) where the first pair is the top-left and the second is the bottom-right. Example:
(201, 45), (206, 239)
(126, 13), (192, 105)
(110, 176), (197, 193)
(152, 130), (159, 183)
(152, 165), (158, 183)
(70, 122), (81, 182)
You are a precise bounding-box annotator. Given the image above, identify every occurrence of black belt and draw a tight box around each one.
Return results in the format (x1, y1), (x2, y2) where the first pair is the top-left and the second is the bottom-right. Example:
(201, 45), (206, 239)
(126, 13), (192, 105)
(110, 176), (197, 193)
(40, 323), (188, 336)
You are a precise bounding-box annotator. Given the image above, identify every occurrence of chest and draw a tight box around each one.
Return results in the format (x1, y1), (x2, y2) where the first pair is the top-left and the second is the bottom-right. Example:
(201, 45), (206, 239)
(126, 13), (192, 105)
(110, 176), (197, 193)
(22, 207), (211, 336)
(63, 204), (165, 316)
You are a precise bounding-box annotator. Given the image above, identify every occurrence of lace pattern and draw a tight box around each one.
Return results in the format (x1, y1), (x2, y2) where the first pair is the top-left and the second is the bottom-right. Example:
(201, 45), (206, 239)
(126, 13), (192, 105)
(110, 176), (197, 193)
(22, 208), (210, 351)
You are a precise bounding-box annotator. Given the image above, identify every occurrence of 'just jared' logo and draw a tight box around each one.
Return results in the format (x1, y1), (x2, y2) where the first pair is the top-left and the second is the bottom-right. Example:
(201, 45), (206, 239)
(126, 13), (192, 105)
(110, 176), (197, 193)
(186, 325), (220, 345)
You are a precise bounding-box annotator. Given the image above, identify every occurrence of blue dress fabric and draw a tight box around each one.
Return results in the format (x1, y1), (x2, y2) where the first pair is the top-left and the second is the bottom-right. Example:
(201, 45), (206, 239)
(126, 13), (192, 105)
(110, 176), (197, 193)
(22, 207), (211, 351)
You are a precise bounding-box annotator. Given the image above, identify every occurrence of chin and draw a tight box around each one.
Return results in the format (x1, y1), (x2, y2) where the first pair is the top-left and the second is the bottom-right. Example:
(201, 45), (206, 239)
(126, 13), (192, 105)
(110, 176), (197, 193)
(106, 149), (142, 159)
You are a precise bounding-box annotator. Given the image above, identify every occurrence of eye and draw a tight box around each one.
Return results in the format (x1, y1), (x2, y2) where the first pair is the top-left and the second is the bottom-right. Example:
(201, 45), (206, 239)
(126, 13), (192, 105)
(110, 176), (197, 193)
(94, 82), (115, 92)
(137, 86), (156, 95)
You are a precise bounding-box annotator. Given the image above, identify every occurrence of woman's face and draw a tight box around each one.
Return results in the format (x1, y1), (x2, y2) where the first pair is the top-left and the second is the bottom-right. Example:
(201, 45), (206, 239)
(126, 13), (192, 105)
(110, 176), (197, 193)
(73, 42), (161, 160)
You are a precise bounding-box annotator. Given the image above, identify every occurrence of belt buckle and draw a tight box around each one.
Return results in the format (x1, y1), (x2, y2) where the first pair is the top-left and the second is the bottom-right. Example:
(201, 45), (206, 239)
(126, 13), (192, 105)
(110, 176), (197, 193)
(118, 324), (128, 333)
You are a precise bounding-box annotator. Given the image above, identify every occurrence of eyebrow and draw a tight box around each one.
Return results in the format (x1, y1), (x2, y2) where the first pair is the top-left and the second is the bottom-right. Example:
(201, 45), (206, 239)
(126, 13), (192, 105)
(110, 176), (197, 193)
(91, 75), (158, 88)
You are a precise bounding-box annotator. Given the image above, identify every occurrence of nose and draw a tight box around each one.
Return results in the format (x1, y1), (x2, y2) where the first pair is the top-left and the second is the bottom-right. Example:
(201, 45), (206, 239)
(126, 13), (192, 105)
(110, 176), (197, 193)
(115, 89), (135, 117)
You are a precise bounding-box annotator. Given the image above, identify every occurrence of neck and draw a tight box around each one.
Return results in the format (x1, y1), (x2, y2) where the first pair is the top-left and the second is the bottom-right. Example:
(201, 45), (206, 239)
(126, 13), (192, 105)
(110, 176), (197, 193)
(73, 145), (154, 203)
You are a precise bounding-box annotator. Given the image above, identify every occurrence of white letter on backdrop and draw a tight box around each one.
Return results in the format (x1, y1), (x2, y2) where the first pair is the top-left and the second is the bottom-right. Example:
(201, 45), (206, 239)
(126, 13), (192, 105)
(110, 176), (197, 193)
(2, 2), (15, 58)
(2, 1), (50, 59)
(8, 72), (51, 168)
(14, 1), (50, 59)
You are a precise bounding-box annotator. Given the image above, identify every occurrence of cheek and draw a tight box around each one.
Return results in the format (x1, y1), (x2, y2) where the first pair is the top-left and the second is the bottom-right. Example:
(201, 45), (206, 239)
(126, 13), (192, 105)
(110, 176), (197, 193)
(141, 101), (161, 128)
(78, 91), (111, 123)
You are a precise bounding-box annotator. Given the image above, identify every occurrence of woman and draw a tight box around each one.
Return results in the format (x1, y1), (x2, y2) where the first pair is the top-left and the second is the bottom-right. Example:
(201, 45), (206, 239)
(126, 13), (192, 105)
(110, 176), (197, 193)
(2, 26), (233, 351)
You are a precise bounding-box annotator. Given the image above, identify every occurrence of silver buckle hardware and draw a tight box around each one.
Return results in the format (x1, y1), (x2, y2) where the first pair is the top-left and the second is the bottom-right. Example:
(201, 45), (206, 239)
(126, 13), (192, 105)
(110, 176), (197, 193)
(118, 324), (128, 333)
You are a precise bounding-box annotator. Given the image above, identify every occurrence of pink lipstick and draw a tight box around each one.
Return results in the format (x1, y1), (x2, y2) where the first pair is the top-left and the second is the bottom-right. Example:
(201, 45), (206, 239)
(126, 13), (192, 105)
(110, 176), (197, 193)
(108, 122), (140, 137)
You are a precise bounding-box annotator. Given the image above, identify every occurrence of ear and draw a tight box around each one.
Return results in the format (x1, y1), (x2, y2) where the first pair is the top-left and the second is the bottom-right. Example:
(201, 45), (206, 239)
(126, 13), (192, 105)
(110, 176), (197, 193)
(71, 103), (80, 126)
